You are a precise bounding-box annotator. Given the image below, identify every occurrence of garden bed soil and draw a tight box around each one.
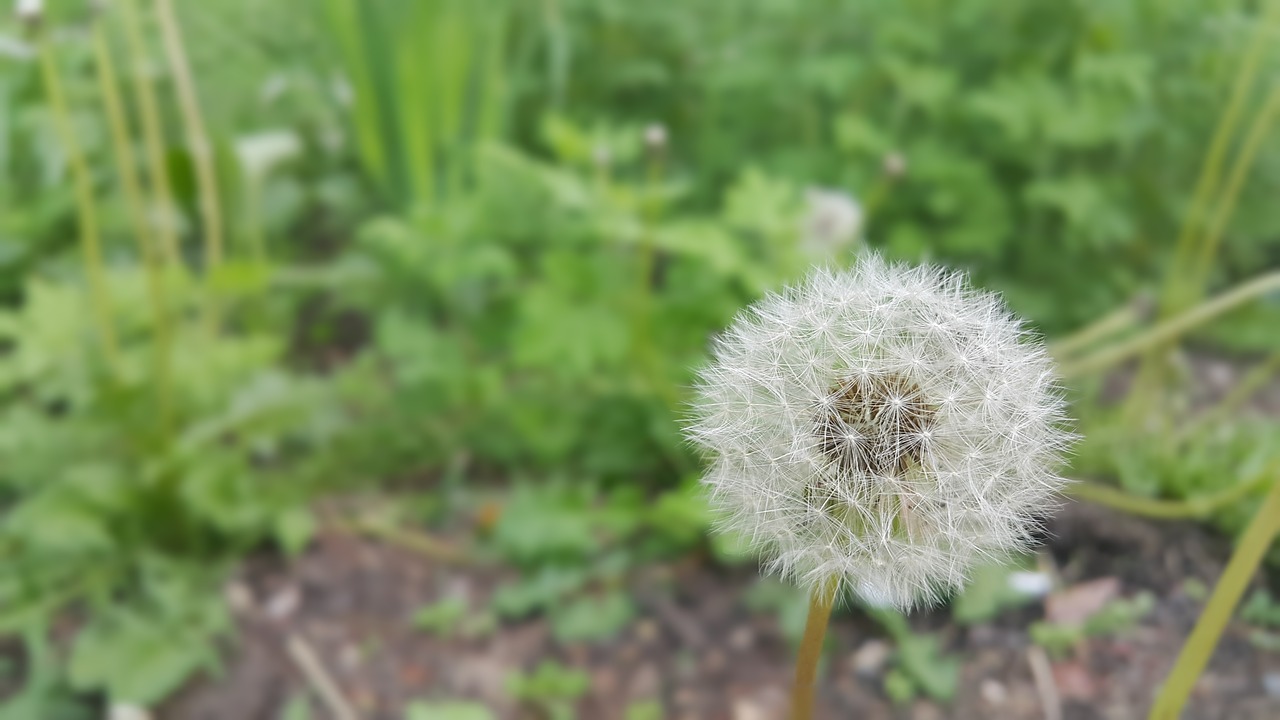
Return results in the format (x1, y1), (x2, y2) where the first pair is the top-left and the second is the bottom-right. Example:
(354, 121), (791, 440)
(160, 498), (1280, 720)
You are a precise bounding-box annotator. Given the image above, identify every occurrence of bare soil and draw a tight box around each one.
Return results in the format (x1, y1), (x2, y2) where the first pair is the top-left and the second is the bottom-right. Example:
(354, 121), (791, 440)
(159, 498), (1280, 720)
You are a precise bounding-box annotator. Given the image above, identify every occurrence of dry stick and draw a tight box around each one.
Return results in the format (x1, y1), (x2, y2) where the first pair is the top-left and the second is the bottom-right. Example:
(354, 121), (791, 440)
(116, 0), (182, 269)
(1148, 472), (1280, 720)
(37, 32), (121, 373)
(1027, 646), (1063, 720)
(285, 633), (360, 720)
(154, 0), (225, 332)
(92, 16), (173, 432)
(789, 577), (838, 720)
(1060, 271), (1280, 379)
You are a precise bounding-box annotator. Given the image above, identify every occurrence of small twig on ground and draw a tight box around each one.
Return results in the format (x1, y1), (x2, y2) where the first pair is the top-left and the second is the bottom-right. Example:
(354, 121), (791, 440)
(286, 633), (360, 720)
(1027, 645), (1063, 720)
(335, 515), (472, 566)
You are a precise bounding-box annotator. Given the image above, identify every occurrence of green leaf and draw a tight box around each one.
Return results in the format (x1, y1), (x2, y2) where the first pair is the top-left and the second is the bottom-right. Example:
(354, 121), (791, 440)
(413, 598), (468, 636)
(950, 559), (1041, 625)
(490, 567), (587, 620)
(405, 700), (494, 720)
(551, 592), (636, 643)
(274, 506), (316, 557)
(69, 614), (217, 704)
(894, 633), (959, 702)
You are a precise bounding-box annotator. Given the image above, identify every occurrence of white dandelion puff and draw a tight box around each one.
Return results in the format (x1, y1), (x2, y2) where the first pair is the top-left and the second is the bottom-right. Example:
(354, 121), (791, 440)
(16, 0), (41, 22)
(687, 255), (1074, 610)
(801, 188), (863, 261)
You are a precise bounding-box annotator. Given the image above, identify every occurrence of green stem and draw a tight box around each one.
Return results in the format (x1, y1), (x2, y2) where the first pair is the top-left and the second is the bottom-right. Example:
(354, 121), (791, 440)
(116, 0), (182, 269)
(1187, 83), (1280, 295)
(1176, 352), (1280, 445)
(155, 0), (225, 333)
(1068, 472), (1268, 520)
(790, 577), (838, 720)
(38, 31), (121, 373)
(1060, 271), (1280, 379)
(1049, 301), (1142, 360)
(92, 16), (173, 434)
(1148, 473), (1280, 720)
(1159, 0), (1279, 316)
(1128, 0), (1279, 421)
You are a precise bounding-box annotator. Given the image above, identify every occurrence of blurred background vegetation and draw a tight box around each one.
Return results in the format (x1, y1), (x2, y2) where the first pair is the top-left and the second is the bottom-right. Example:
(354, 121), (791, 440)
(1, 0), (1279, 717)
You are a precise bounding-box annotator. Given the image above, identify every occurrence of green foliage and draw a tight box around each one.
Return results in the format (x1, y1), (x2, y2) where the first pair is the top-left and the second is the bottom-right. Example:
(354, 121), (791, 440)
(406, 700), (495, 720)
(412, 598), (468, 636)
(949, 558), (1044, 625)
(506, 661), (590, 720)
(1240, 589), (1280, 628)
(869, 609), (960, 703)
(529, 0), (1280, 334)
(1030, 592), (1155, 657)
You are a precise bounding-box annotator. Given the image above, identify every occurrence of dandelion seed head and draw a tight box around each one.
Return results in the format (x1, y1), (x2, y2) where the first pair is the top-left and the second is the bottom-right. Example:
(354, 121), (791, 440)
(687, 255), (1073, 610)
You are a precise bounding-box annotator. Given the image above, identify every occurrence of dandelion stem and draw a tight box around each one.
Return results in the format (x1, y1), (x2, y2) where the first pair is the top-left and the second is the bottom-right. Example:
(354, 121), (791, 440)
(116, 0), (182, 268)
(1159, 0), (1279, 317)
(38, 31), (121, 373)
(1068, 471), (1268, 520)
(1148, 471), (1280, 720)
(155, 0), (225, 333)
(790, 576), (838, 720)
(1060, 271), (1280, 379)
(1177, 352), (1280, 445)
(92, 14), (173, 434)
(1049, 301), (1143, 359)
(1186, 83), (1280, 297)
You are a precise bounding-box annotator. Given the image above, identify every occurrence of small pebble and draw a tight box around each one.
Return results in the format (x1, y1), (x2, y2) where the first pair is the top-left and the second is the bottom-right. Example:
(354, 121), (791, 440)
(981, 678), (1008, 705)
(1263, 672), (1280, 699)
(851, 640), (891, 677)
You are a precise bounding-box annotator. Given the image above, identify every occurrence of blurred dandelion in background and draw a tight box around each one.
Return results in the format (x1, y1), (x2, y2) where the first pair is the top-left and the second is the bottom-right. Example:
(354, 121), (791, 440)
(801, 187), (864, 262)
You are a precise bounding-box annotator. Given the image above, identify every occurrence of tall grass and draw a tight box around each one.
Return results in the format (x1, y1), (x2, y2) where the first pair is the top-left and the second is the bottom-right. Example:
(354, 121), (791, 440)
(319, 0), (510, 209)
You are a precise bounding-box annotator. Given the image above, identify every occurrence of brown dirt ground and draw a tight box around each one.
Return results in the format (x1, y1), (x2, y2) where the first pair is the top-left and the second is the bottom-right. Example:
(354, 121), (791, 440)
(158, 496), (1280, 720)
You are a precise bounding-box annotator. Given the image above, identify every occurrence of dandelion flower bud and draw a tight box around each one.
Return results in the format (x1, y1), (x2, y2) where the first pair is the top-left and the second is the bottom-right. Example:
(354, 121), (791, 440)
(687, 256), (1073, 610)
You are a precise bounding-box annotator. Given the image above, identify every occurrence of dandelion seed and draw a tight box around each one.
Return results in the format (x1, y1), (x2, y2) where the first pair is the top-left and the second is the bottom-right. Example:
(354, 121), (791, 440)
(687, 255), (1073, 610)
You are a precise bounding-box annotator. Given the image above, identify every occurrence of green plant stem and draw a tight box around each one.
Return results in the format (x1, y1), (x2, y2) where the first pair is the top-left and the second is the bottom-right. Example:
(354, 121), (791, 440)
(1160, 0), (1279, 317)
(1148, 473), (1280, 720)
(1060, 271), (1280, 379)
(38, 33), (121, 373)
(92, 16), (173, 433)
(790, 577), (838, 720)
(1049, 301), (1142, 359)
(155, 0), (225, 332)
(116, 0), (182, 269)
(1187, 83), (1280, 295)
(1068, 472), (1268, 520)
(1177, 353), (1280, 444)
(1128, 1), (1279, 421)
